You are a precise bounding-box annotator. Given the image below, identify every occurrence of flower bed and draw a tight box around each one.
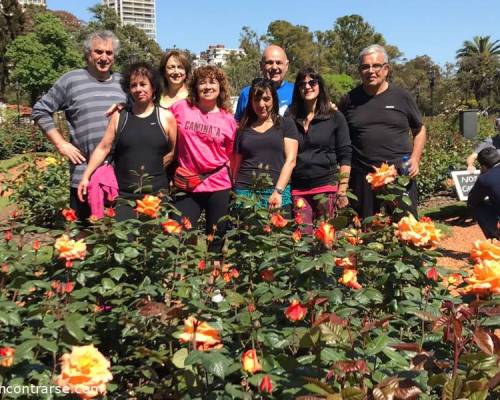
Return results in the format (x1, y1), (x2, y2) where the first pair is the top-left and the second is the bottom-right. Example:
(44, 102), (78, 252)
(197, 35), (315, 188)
(0, 174), (499, 399)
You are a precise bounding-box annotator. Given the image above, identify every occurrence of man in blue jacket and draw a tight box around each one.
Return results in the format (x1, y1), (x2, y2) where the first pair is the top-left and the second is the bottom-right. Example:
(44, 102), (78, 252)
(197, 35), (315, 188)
(468, 146), (500, 239)
(234, 45), (294, 121)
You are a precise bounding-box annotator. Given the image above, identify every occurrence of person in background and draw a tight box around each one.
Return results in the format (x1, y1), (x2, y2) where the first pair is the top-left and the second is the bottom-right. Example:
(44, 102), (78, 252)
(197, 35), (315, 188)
(158, 50), (191, 109)
(467, 147), (500, 239)
(77, 62), (177, 221)
(32, 30), (126, 221)
(169, 66), (237, 253)
(339, 44), (426, 219)
(466, 118), (500, 172)
(288, 68), (351, 232)
(232, 78), (298, 213)
(234, 45), (294, 121)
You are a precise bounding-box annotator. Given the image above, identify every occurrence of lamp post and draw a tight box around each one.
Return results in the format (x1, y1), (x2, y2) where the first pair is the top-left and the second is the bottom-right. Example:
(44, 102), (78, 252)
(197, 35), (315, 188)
(427, 67), (436, 117)
(15, 79), (20, 125)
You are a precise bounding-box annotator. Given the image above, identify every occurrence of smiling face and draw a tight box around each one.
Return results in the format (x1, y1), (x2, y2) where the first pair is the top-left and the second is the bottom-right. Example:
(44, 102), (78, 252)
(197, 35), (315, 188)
(196, 75), (220, 104)
(129, 73), (154, 104)
(261, 46), (289, 85)
(298, 75), (320, 102)
(251, 88), (274, 121)
(87, 38), (115, 77)
(164, 55), (186, 87)
(359, 51), (389, 91)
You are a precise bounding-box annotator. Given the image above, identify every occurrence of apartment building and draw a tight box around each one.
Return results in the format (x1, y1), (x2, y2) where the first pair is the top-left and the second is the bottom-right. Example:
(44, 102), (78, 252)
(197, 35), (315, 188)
(16, 0), (47, 6)
(102, 0), (157, 40)
(193, 44), (245, 68)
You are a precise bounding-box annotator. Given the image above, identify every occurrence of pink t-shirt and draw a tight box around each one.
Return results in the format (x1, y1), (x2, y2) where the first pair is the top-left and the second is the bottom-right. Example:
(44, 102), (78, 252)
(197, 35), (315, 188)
(170, 100), (237, 192)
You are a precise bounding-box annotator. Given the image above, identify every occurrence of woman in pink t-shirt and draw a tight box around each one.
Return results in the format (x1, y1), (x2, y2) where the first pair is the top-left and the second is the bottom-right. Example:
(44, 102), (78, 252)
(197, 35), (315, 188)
(170, 66), (237, 253)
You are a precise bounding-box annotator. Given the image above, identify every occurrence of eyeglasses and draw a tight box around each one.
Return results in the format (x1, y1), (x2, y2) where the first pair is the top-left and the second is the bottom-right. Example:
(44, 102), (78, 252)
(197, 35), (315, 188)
(298, 79), (319, 89)
(359, 63), (387, 72)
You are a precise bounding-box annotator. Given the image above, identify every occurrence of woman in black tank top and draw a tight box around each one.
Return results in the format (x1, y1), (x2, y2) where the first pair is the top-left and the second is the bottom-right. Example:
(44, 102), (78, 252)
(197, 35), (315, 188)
(78, 62), (178, 221)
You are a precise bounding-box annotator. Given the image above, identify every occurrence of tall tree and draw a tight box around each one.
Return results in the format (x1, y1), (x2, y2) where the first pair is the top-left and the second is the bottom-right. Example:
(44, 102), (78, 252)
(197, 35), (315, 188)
(5, 12), (81, 104)
(263, 20), (315, 76)
(456, 35), (500, 108)
(86, 4), (163, 69)
(0, 0), (25, 99)
(223, 26), (261, 93)
(325, 15), (401, 75)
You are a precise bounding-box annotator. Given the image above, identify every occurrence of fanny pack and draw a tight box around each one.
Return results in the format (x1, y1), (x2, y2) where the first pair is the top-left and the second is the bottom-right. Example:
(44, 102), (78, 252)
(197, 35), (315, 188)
(174, 163), (229, 191)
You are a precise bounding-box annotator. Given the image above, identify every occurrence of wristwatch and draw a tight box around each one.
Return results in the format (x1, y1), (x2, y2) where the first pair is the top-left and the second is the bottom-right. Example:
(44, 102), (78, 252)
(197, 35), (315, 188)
(274, 187), (284, 195)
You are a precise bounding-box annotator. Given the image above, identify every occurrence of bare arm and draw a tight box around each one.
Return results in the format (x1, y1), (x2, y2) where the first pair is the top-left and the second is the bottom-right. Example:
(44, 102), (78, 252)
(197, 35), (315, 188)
(408, 125), (427, 177)
(45, 128), (86, 164)
(77, 113), (118, 201)
(268, 138), (298, 209)
(466, 152), (478, 172)
(230, 153), (242, 184)
(160, 108), (178, 167)
(336, 164), (352, 208)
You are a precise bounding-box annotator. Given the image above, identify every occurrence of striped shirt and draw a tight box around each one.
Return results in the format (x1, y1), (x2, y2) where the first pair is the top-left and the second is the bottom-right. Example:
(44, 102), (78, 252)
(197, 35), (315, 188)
(32, 69), (127, 187)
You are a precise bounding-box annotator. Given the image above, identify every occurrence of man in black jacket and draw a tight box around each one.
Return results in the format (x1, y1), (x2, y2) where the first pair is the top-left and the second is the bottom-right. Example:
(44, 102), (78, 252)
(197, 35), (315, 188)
(467, 147), (500, 239)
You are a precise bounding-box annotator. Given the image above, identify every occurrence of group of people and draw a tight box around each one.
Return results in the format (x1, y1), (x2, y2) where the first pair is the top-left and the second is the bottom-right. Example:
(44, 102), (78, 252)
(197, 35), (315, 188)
(33, 29), (434, 251)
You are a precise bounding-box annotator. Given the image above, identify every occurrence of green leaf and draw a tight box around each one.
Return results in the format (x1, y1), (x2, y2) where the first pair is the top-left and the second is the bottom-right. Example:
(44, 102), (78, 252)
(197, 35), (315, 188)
(296, 260), (314, 274)
(114, 253), (125, 264)
(107, 267), (127, 281)
(469, 391), (488, 400)
(123, 246), (139, 259)
(172, 348), (188, 369)
(442, 375), (463, 400)
(365, 334), (391, 356)
(38, 339), (58, 353)
(341, 387), (364, 400)
(200, 351), (232, 379)
(13, 339), (38, 359)
(303, 383), (331, 396)
(65, 319), (86, 342)
(101, 278), (116, 290)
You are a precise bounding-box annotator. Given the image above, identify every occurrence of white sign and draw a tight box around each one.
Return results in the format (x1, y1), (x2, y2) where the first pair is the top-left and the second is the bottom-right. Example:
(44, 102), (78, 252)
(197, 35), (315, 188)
(451, 170), (480, 201)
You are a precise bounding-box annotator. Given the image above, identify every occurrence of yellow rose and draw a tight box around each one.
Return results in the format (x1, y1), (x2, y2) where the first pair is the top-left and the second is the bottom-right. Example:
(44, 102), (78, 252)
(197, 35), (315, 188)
(178, 316), (222, 351)
(366, 163), (397, 189)
(462, 259), (500, 296)
(135, 195), (161, 218)
(54, 235), (87, 262)
(56, 344), (112, 399)
(470, 239), (500, 263)
(44, 156), (59, 166)
(395, 215), (442, 248)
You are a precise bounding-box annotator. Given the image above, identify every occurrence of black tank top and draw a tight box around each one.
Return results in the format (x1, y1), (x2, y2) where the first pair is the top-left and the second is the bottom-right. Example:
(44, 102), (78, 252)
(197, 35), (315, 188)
(114, 107), (169, 195)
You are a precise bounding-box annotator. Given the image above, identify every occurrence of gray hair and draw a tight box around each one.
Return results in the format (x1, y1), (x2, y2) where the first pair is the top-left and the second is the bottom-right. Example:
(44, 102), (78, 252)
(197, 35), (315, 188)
(359, 44), (388, 64)
(83, 30), (120, 58)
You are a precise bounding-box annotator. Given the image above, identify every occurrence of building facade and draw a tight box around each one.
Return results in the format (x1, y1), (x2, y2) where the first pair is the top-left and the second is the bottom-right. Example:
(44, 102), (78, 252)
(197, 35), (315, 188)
(193, 45), (245, 68)
(16, 0), (47, 6)
(102, 0), (156, 40)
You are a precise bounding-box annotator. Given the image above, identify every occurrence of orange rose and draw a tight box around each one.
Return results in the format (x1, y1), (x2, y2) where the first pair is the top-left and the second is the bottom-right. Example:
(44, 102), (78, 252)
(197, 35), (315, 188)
(181, 216), (192, 230)
(54, 235), (87, 263)
(104, 208), (116, 218)
(241, 349), (262, 373)
(292, 229), (302, 242)
(314, 221), (335, 247)
(395, 214), (442, 248)
(135, 195), (161, 218)
(344, 228), (363, 245)
(294, 212), (304, 225)
(462, 259), (500, 296)
(4, 230), (13, 242)
(33, 239), (41, 251)
(62, 208), (77, 222)
(0, 347), (14, 367)
(366, 163), (397, 189)
(285, 299), (307, 322)
(339, 269), (362, 290)
(161, 219), (182, 234)
(178, 316), (222, 351)
(426, 267), (439, 282)
(470, 239), (500, 263)
(271, 212), (288, 228)
(260, 375), (273, 393)
(55, 344), (112, 399)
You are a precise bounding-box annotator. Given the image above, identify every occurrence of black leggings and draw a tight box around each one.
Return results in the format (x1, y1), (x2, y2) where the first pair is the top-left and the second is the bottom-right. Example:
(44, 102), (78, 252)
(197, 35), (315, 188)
(172, 189), (231, 253)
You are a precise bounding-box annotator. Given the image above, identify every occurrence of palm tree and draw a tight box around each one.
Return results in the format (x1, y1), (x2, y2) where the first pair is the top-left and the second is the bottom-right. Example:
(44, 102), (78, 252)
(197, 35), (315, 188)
(456, 36), (500, 59)
(456, 36), (500, 108)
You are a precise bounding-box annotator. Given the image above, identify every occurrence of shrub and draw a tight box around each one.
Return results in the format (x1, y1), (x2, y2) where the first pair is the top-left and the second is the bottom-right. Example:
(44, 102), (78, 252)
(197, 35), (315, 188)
(0, 178), (498, 399)
(0, 110), (51, 160)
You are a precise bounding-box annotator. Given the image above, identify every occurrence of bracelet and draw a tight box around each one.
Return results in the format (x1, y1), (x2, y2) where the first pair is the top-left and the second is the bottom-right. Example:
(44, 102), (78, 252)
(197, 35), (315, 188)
(274, 187), (284, 195)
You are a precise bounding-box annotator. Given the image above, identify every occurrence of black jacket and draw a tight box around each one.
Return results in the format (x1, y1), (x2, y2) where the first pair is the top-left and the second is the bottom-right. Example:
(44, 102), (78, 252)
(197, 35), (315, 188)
(468, 164), (500, 215)
(291, 112), (352, 190)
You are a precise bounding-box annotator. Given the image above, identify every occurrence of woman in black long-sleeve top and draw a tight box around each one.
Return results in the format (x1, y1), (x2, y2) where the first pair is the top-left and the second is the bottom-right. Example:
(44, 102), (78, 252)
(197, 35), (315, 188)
(288, 67), (352, 232)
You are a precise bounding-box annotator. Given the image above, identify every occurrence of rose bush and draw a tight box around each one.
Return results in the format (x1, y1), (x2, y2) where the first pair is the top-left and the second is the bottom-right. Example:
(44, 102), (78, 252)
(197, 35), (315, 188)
(0, 177), (498, 399)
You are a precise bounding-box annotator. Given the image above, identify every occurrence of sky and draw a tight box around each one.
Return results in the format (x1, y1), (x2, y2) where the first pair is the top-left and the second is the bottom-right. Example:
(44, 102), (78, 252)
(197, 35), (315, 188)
(46, 0), (500, 66)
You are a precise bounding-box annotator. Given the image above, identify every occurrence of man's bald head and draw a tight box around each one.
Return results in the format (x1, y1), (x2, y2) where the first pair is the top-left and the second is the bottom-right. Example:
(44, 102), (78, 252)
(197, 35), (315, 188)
(260, 45), (289, 85)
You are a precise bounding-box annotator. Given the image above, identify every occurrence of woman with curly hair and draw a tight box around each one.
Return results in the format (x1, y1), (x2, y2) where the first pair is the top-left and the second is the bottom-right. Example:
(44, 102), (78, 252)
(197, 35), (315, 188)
(158, 50), (191, 109)
(77, 62), (177, 221)
(169, 65), (237, 253)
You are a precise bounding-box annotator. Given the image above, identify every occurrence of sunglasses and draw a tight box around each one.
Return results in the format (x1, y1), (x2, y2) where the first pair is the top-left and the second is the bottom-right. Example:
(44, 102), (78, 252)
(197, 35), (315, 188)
(359, 63), (387, 72)
(298, 79), (319, 89)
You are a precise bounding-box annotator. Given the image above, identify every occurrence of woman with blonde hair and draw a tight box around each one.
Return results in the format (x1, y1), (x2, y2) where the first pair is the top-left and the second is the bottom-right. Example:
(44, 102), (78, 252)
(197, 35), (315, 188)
(158, 50), (191, 108)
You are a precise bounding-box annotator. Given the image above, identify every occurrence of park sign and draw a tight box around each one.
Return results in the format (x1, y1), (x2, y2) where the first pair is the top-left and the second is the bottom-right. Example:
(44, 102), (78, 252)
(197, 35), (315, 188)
(451, 170), (480, 201)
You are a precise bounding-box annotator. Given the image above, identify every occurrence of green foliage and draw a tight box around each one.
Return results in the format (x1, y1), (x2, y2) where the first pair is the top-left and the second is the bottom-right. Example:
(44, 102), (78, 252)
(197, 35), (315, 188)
(5, 12), (82, 103)
(0, 111), (51, 160)
(6, 154), (68, 227)
(323, 73), (355, 102)
(0, 182), (498, 399)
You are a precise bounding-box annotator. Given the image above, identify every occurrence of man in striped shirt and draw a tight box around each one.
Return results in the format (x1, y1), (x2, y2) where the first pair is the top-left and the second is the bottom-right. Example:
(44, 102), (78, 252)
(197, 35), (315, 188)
(32, 30), (127, 221)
